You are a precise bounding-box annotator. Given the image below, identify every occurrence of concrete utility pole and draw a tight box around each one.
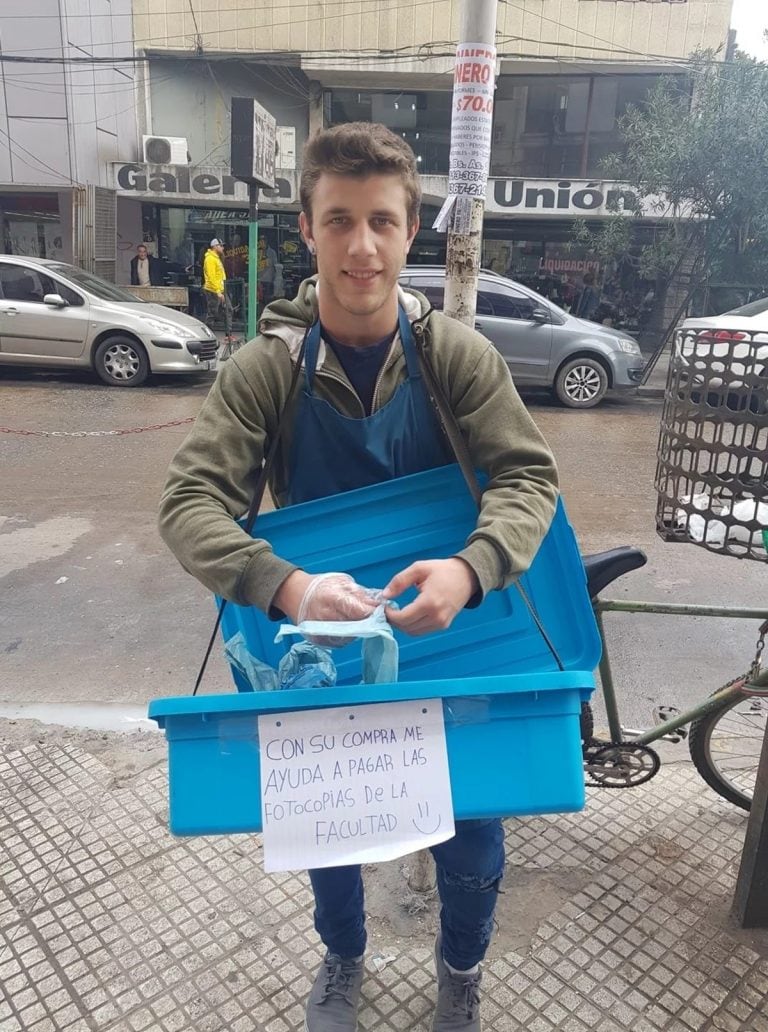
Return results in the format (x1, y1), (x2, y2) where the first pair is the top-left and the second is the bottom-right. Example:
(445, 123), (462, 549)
(407, 0), (499, 897)
(437, 0), (499, 326)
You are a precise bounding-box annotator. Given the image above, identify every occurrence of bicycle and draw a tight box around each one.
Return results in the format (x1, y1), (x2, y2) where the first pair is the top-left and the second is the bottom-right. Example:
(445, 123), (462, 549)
(218, 336), (247, 361)
(580, 545), (768, 811)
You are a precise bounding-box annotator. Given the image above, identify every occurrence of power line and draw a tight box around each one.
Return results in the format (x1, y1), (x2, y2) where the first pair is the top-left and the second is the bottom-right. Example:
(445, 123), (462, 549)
(498, 0), (722, 65)
(0, 48), (711, 68)
(1, 73), (166, 99)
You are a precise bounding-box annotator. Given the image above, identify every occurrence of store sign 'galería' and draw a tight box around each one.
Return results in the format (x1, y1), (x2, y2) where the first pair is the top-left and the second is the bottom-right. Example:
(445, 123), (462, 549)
(112, 164), (297, 203)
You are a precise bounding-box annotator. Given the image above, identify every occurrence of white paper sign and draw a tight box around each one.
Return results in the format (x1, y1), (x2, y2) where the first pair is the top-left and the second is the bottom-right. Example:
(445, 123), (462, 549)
(447, 43), (496, 201)
(258, 699), (455, 873)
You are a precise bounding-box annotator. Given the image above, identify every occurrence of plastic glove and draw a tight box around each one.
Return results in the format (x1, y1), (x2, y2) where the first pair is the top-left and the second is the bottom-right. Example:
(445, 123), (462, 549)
(297, 572), (383, 647)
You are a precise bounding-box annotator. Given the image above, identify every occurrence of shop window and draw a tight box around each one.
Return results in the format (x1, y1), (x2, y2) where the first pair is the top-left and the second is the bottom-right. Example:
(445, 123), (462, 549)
(150, 204), (313, 326)
(1, 193), (63, 260)
(325, 90), (452, 175)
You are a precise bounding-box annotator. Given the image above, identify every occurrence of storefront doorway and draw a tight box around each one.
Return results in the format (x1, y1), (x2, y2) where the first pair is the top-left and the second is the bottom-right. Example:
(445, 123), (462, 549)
(140, 204), (313, 329)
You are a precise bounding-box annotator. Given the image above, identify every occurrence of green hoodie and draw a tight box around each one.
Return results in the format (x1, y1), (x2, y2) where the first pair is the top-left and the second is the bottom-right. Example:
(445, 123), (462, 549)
(158, 278), (559, 613)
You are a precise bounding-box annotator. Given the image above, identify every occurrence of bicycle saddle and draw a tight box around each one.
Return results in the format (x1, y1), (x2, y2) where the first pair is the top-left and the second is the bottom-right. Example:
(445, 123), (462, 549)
(582, 547), (647, 599)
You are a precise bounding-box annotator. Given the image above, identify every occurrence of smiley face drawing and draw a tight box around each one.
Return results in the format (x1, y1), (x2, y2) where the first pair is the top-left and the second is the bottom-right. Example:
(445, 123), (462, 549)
(412, 801), (442, 835)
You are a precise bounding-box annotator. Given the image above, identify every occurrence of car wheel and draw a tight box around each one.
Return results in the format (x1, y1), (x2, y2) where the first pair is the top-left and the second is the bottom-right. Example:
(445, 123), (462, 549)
(94, 336), (149, 387)
(554, 357), (608, 408)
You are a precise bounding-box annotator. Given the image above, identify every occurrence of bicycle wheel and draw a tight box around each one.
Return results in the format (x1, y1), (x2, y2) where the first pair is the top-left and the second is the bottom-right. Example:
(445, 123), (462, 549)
(688, 679), (766, 811)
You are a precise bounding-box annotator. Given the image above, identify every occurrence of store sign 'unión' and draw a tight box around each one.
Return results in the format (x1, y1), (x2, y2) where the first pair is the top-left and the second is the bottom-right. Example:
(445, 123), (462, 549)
(491, 179), (640, 216)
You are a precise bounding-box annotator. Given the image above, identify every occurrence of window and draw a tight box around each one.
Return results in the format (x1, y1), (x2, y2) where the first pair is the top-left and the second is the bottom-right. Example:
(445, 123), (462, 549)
(480, 288), (537, 320)
(409, 278), (445, 310)
(491, 73), (684, 179)
(0, 264), (55, 303)
(51, 280), (85, 306)
(47, 263), (146, 303)
(325, 90), (452, 175)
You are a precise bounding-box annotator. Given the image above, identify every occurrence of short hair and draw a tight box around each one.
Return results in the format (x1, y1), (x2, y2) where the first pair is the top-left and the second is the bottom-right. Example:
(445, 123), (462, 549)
(300, 122), (421, 228)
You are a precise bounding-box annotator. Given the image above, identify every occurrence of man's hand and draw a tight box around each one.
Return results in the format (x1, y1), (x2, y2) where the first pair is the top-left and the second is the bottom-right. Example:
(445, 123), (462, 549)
(382, 558), (479, 636)
(272, 570), (380, 625)
(273, 570), (313, 623)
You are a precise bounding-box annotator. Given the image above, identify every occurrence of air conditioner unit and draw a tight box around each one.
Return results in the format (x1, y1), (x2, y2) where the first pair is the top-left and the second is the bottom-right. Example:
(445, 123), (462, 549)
(142, 135), (189, 165)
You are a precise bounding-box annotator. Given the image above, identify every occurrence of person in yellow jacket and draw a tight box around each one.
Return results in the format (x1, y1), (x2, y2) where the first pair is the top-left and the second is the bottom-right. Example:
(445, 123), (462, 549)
(202, 238), (234, 339)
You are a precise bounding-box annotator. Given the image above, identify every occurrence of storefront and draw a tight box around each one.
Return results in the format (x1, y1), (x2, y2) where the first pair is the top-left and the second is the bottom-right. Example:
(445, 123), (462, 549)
(416, 175), (661, 340)
(112, 163), (311, 329)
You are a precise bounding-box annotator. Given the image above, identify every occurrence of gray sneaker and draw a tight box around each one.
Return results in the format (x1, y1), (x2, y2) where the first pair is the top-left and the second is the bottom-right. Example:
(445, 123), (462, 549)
(304, 952), (364, 1032)
(432, 935), (482, 1032)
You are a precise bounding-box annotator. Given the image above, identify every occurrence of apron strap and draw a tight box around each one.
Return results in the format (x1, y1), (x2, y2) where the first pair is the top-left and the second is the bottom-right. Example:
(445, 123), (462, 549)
(303, 319), (322, 390)
(397, 306), (422, 379)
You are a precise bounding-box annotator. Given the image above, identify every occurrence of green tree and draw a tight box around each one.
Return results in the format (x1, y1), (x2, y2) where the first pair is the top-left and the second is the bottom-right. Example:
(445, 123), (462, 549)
(572, 51), (768, 364)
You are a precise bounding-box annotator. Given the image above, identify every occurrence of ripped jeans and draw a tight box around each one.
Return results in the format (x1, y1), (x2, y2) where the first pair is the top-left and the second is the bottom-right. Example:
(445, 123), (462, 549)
(308, 818), (505, 971)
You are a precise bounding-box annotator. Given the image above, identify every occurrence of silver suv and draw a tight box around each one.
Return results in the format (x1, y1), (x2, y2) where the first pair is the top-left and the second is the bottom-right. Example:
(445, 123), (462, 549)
(0, 255), (217, 387)
(400, 266), (645, 407)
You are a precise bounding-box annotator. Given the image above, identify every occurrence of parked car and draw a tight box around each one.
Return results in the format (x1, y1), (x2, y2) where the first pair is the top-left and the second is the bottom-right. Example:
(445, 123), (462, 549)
(0, 255), (218, 387)
(399, 266), (645, 408)
(682, 295), (768, 334)
(677, 297), (768, 413)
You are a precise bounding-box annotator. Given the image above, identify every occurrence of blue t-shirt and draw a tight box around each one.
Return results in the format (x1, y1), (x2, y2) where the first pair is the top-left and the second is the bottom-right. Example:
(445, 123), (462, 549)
(324, 326), (397, 416)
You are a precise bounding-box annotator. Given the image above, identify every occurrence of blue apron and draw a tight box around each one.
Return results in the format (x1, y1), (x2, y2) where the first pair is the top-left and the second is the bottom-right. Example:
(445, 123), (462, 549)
(286, 306), (453, 505)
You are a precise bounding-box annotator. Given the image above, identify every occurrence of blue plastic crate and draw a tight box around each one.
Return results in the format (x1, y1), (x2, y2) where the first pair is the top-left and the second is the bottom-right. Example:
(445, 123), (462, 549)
(149, 464), (601, 834)
(149, 672), (593, 835)
(221, 464), (600, 688)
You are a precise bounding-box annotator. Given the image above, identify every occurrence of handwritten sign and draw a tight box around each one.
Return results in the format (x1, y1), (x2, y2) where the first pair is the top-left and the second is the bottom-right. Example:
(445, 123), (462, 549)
(258, 699), (455, 873)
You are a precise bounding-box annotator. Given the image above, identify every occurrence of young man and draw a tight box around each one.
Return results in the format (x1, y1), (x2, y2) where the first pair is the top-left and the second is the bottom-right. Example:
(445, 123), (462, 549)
(202, 237), (234, 339)
(159, 122), (558, 1032)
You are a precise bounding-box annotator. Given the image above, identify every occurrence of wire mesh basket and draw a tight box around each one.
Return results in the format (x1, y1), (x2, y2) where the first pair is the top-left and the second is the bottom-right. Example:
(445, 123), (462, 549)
(655, 326), (768, 562)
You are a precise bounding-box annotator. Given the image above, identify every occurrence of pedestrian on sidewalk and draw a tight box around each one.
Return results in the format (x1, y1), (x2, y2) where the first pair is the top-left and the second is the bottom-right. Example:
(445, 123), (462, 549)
(202, 237), (234, 340)
(158, 122), (558, 1032)
(130, 243), (164, 286)
(574, 272), (600, 322)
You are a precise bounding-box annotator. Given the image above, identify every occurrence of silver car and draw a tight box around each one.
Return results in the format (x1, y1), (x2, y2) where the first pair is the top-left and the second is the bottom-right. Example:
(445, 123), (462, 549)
(0, 255), (217, 387)
(400, 266), (645, 407)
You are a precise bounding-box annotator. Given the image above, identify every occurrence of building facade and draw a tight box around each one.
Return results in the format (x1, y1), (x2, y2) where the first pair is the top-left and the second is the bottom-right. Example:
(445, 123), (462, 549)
(0, 0), (138, 277)
(122, 0), (734, 334)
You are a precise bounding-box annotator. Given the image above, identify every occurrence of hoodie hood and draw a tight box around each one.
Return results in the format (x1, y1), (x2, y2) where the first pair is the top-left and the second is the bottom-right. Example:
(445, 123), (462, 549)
(257, 275), (429, 361)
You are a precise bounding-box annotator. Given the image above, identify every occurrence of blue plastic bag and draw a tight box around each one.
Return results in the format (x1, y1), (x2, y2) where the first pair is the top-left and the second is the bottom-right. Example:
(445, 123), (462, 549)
(223, 632), (337, 691)
(274, 605), (398, 685)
